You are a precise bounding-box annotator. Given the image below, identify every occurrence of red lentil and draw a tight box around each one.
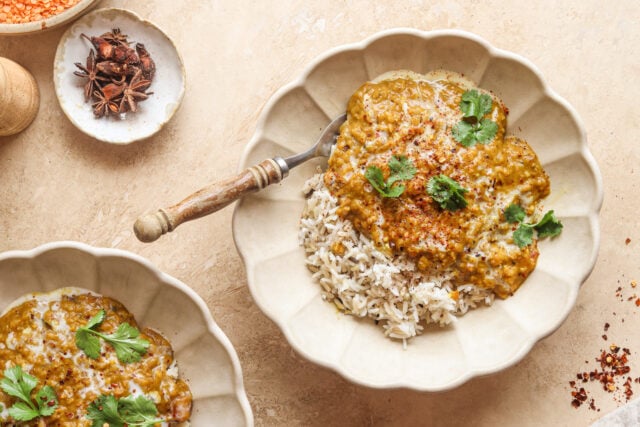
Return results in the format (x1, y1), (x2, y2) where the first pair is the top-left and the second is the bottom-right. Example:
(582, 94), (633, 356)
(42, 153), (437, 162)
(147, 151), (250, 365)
(0, 0), (81, 24)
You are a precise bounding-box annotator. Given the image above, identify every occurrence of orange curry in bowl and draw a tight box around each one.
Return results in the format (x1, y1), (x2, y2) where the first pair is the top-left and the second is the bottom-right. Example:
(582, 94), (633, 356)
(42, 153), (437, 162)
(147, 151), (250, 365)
(324, 70), (552, 298)
(0, 289), (191, 425)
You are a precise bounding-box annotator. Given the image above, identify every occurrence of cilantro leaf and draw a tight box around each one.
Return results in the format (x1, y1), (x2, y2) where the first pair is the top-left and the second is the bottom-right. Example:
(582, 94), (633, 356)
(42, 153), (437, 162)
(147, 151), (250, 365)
(427, 174), (469, 211)
(76, 328), (102, 359)
(76, 310), (106, 360)
(476, 118), (498, 143)
(107, 323), (150, 363)
(364, 165), (387, 195)
(460, 90), (493, 119)
(87, 395), (124, 427)
(452, 121), (476, 147)
(75, 309), (149, 364)
(452, 119), (498, 147)
(533, 210), (563, 238)
(504, 204), (526, 224)
(35, 385), (58, 416)
(382, 184), (406, 198)
(87, 394), (164, 427)
(365, 155), (416, 198)
(8, 401), (40, 421)
(453, 90), (499, 147)
(506, 207), (563, 247)
(387, 155), (417, 185)
(1, 366), (36, 404)
(0, 366), (58, 422)
(85, 309), (106, 329)
(513, 223), (534, 248)
(119, 395), (163, 425)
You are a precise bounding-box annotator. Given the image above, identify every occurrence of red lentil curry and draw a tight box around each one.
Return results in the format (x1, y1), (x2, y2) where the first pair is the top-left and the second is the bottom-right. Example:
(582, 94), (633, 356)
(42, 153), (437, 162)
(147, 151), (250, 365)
(324, 70), (552, 298)
(0, 290), (192, 425)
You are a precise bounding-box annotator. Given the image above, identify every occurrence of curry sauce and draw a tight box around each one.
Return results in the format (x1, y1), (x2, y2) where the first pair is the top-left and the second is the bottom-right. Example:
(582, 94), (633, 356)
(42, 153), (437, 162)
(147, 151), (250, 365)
(0, 291), (192, 425)
(324, 72), (550, 297)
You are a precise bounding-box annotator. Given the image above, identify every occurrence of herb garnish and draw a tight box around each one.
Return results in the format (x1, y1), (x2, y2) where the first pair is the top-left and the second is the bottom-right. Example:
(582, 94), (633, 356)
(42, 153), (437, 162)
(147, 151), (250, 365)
(504, 203), (526, 224)
(452, 90), (499, 147)
(0, 365), (58, 421)
(504, 203), (564, 248)
(75, 309), (150, 363)
(427, 174), (469, 211)
(87, 394), (164, 427)
(365, 155), (416, 198)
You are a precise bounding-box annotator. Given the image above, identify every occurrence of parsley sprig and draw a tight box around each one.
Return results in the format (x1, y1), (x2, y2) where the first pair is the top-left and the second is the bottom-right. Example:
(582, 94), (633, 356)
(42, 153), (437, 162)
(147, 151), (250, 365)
(0, 365), (58, 422)
(427, 174), (469, 211)
(87, 394), (165, 427)
(365, 155), (416, 198)
(75, 309), (150, 364)
(452, 90), (499, 147)
(504, 203), (563, 248)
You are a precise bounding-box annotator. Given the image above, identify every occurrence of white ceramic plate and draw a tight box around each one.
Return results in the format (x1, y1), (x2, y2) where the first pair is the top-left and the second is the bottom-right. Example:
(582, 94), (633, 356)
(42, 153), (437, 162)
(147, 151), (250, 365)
(0, 0), (98, 36)
(0, 241), (253, 426)
(233, 28), (603, 391)
(53, 8), (185, 144)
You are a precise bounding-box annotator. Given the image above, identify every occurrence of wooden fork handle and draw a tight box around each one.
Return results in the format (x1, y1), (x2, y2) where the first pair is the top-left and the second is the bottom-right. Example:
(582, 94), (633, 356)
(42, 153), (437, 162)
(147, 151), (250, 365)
(134, 157), (288, 243)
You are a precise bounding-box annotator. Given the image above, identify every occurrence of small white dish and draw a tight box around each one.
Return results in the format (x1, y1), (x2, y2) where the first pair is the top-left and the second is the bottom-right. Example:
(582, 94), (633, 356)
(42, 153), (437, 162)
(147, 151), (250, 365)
(0, 241), (253, 426)
(53, 8), (185, 144)
(0, 0), (99, 36)
(233, 28), (603, 391)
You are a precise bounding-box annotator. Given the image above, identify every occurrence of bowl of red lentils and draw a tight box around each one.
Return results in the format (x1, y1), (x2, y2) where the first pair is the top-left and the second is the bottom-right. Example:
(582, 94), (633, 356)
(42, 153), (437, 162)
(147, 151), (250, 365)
(0, 0), (100, 35)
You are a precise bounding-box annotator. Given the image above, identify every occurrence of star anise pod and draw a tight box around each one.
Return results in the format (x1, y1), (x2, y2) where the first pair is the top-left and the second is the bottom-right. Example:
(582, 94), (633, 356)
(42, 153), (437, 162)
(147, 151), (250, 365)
(92, 83), (125, 118)
(100, 28), (129, 45)
(119, 69), (152, 113)
(96, 61), (139, 78)
(136, 43), (156, 81)
(82, 33), (138, 64)
(77, 28), (156, 119)
(73, 49), (110, 101)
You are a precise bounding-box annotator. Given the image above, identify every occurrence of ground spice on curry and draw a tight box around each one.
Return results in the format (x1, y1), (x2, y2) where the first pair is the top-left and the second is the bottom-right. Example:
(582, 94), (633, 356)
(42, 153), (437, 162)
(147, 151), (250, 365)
(0, 0), (81, 24)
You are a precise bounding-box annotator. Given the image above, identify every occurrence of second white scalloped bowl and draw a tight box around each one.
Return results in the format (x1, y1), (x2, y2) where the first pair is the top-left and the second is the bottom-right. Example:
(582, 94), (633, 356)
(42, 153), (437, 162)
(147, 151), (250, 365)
(233, 29), (603, 391)
(0, 242), (253, 425)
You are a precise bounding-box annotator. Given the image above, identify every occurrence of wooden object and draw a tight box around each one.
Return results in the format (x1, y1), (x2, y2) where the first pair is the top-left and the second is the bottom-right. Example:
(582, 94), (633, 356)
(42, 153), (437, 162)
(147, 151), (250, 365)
(0, 57), (39, 136)
(134, 158), (284, 242)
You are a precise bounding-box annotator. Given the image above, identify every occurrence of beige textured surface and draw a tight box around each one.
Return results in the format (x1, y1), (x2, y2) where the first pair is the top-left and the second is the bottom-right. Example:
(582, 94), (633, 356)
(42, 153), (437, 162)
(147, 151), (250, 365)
(0, 1), (638, 426)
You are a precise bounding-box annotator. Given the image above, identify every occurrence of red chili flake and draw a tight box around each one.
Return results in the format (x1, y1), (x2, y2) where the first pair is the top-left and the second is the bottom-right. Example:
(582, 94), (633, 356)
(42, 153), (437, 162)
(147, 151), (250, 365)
(604, 323), (610, 331)
(635, 298), (640, 307)
(626, 238), (631, 245)
(570, 339), (636, 409)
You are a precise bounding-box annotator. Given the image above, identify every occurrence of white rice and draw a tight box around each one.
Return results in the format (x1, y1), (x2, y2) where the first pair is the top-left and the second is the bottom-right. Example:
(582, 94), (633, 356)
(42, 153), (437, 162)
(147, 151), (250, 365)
(299, 172), (494, 345)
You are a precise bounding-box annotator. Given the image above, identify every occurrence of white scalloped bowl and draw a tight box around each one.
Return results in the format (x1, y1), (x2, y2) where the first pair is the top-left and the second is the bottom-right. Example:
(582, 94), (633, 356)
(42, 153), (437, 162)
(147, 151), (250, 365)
(232, 29), (603, 391)
(0, 241), (253, 425)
